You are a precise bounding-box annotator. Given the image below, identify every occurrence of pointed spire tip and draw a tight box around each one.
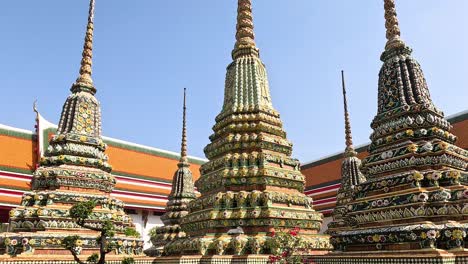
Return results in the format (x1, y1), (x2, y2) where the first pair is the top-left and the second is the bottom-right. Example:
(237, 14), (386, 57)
(383, 0), (405, 51)
(341, 71), (356, 157)
(73, 0), (96, 93)
(232, 0), (259, 59)
(179, 88), (189, 165)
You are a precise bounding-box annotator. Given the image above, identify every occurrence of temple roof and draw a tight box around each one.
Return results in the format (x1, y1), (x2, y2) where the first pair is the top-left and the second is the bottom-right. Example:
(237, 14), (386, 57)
(0, 116), (205, 212)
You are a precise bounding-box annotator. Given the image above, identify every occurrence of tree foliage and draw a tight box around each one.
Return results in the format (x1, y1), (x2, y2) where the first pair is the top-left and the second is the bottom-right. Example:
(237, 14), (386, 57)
(124, 227), (140, 238)
(69, 200), (96, 224)
(63, 200), (134, 264)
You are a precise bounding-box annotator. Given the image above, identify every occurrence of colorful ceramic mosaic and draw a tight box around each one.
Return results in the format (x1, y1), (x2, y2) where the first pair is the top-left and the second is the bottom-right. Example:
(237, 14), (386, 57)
(146, 89), (196, 256)
(329, 0), (468, 256)
(0, 0), (142, 258)
(162, 0), (331, 257)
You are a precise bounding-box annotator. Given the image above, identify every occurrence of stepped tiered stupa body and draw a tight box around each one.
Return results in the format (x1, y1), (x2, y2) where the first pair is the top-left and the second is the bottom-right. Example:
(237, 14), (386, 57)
(163, 0), (331, 257)
(323, 0), (468, 263)
(1, 0), (142, 258)
(146, 89), (196, 256)
(327, 71), (366, 240)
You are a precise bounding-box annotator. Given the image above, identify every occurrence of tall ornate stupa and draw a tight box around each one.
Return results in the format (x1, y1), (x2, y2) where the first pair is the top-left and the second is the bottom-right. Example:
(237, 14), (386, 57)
(147, 89), (196, 255)
(327, 71), (366, 242)
(327, 0), (468, 261)
(1, 0), (142, 257)
(163, 0), (331, 257)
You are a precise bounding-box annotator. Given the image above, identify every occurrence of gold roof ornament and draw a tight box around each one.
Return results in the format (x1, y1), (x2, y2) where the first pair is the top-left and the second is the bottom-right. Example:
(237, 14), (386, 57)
(33, 99), (39, 122)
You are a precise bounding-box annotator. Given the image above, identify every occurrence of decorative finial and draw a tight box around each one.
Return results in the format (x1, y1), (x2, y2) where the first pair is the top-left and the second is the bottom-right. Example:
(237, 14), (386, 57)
(232, 0), (259, 59)
(384, 0), (405, 51)
(33, 99), (39, 121)
(341, 71), (357, 157)
(73, 0), (96, 93)
(179, 88), (188, 165)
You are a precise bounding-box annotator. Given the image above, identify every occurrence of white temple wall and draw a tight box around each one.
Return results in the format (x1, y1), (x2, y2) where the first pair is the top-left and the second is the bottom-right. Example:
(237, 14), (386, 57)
(127, 210), (163, 249)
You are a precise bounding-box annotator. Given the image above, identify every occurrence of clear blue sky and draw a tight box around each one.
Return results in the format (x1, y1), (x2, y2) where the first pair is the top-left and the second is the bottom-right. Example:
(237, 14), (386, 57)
(1, 1), (467, 163)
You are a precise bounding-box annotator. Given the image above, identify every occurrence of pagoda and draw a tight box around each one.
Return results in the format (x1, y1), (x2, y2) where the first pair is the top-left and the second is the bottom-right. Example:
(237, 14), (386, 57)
(326, 0), (468, 261)
(326, 71), (366, 244)
(163, 0), (331, 257)
(1, 0), (143, 258)
(146, 89), (196, 256)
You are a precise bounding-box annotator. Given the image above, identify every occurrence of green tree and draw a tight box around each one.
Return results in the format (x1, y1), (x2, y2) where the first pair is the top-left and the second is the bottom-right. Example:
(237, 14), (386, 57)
(63, 200), (136, 264)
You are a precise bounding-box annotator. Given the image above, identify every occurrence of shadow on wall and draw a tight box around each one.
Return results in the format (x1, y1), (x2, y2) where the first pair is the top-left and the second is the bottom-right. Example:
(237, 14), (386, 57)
(319, 217), (332, 234)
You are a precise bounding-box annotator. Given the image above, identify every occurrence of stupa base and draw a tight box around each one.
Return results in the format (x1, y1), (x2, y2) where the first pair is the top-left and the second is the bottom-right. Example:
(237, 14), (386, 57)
(0, 232), (144, 257)
(163, 233), (331, 256)
(0, 254), (154, 264)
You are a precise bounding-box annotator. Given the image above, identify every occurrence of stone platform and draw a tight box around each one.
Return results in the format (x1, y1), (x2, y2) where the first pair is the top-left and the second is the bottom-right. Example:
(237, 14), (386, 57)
(153, 255), (269, 264)
(310, 250), (468, 264)
(151, 250), (468, 264)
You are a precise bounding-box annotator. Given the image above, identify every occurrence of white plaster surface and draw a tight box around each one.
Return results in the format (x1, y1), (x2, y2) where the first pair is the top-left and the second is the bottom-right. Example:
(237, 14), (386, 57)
(129, 210), (163, 249)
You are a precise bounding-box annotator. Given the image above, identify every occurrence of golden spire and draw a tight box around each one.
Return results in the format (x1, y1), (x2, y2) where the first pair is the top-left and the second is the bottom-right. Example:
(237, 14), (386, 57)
(384, 0), (405, 51)
(73, 0), (96, 92)
(179, 88), (188, 165)
(341, 71), (357, 157)
(232, 0), (259, 59)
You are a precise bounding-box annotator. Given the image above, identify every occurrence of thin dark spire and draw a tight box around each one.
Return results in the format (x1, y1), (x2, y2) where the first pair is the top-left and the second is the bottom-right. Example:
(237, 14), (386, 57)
(179, 88), (188, 164)
(341, 71), (356, 157)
